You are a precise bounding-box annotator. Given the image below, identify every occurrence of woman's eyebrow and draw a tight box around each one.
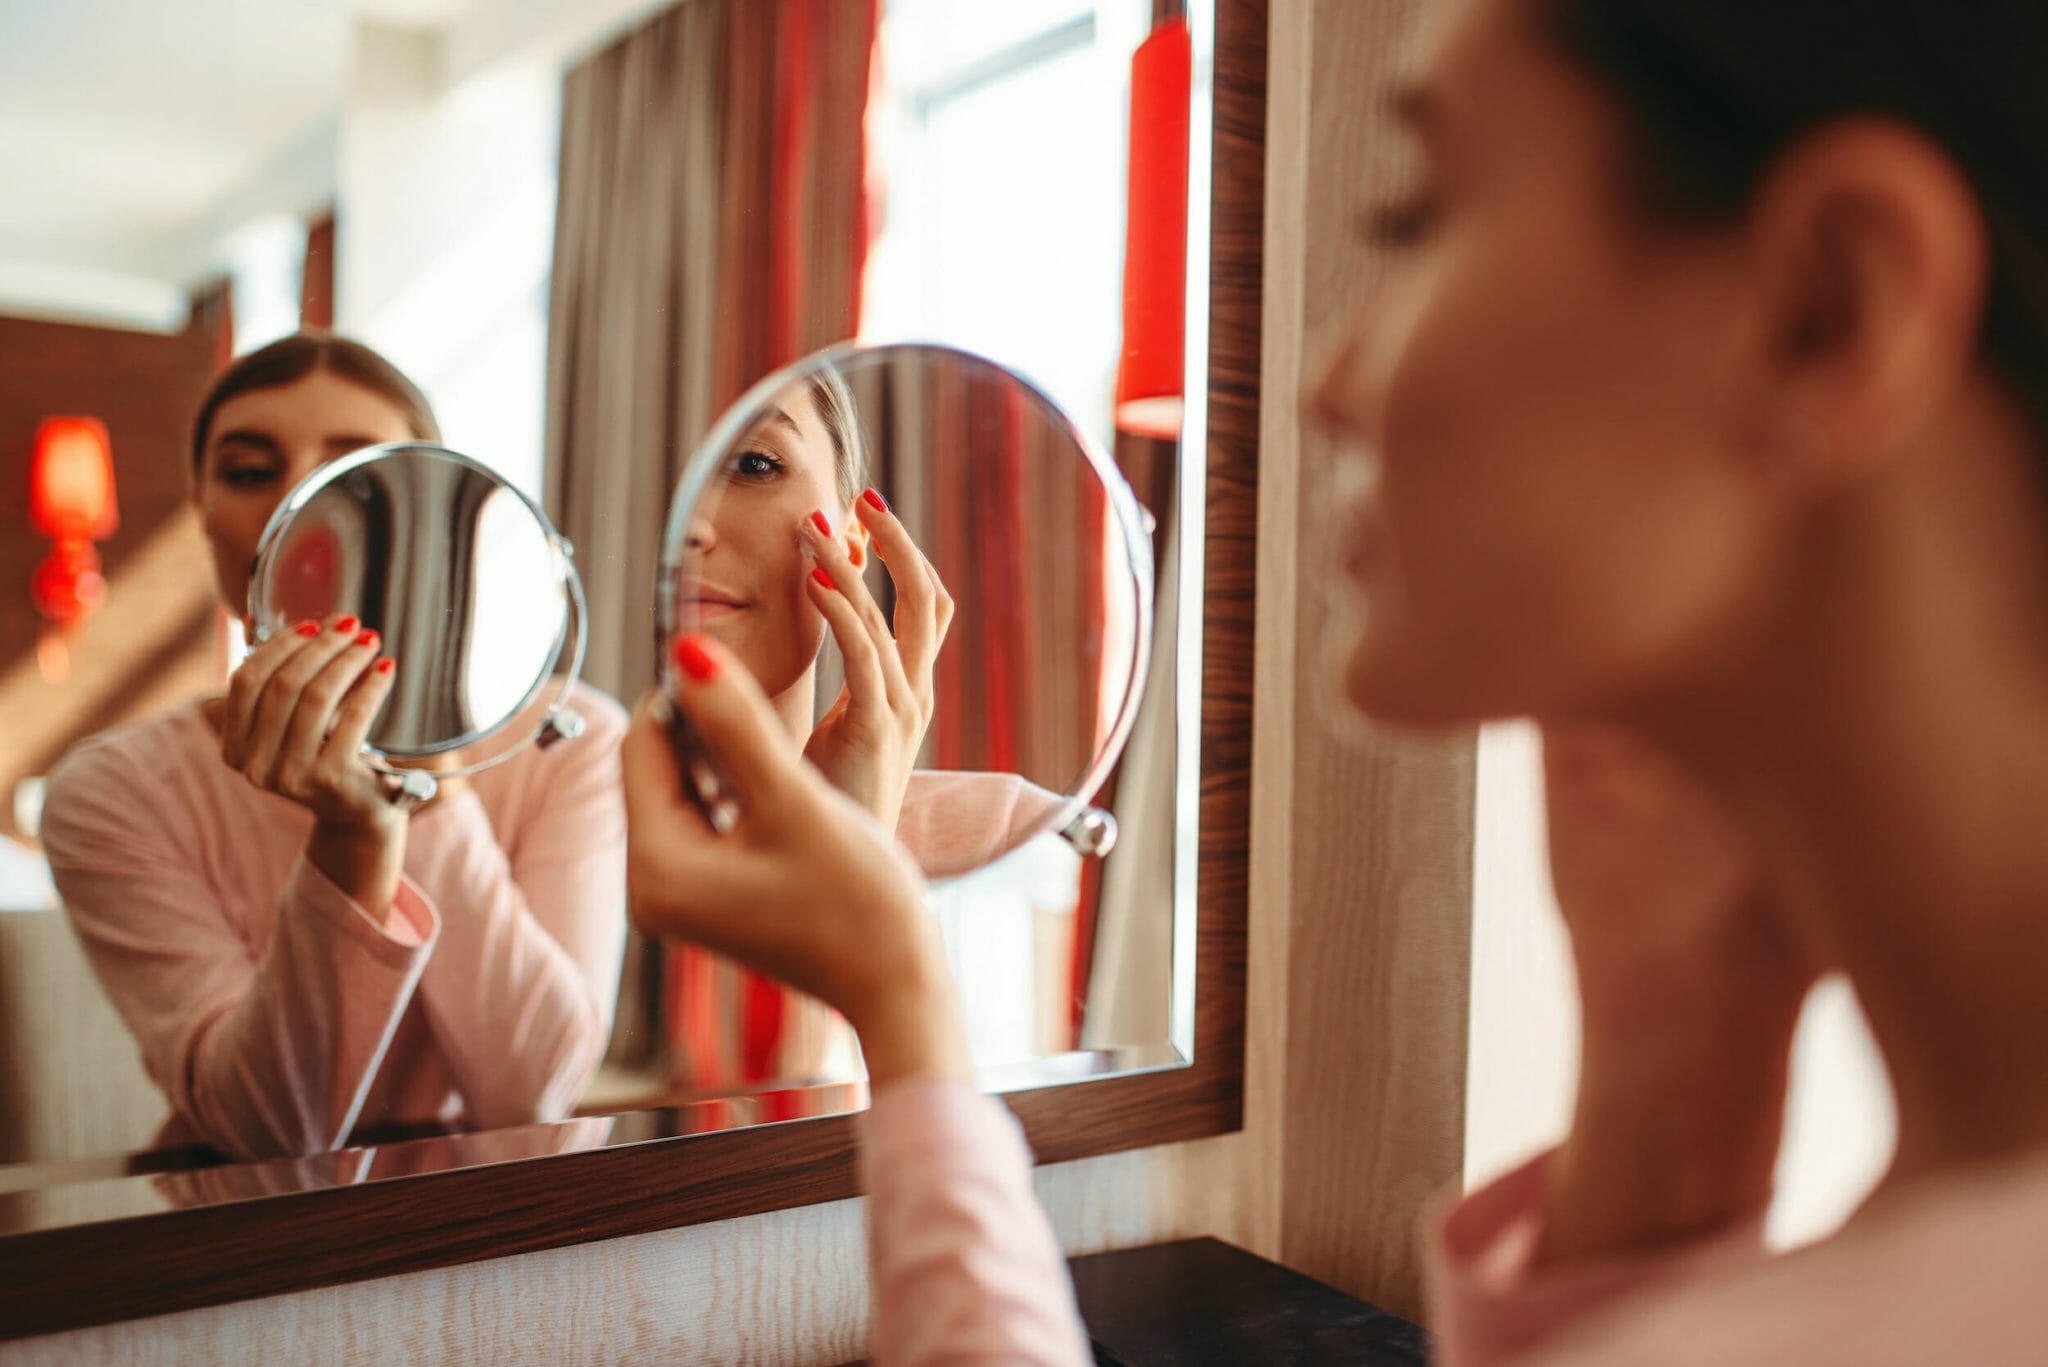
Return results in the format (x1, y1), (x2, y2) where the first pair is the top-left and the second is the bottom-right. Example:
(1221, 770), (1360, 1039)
(213, 429), (282, 457)
(323, 433), (388, 453)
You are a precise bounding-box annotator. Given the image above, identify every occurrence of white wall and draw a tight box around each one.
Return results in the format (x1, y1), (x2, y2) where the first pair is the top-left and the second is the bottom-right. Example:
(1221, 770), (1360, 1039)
(336, 23), (560, 499)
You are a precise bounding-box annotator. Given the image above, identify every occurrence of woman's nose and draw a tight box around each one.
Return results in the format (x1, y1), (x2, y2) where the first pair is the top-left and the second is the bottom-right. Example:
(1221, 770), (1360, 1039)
(1305, 312), (1378, 439)
(683, 514), (718, 553)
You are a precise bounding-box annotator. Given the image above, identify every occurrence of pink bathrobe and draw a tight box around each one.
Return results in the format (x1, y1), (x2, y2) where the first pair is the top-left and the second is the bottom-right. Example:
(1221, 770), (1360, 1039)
(40, 684), (630, 1160)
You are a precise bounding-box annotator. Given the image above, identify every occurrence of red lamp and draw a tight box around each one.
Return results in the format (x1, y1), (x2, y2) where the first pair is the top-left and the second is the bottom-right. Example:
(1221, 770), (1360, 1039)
(1113, 15), (1193, 440)
(29, 417), (119, 632)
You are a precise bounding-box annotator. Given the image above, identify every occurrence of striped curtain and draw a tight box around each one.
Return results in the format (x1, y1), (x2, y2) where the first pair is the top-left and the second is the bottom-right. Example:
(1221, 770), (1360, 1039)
(545, 0), (880, 1090)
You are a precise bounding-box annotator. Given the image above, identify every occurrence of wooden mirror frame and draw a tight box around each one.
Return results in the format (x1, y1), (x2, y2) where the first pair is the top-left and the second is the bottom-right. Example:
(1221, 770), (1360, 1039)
(0, 0), (1265, 1339)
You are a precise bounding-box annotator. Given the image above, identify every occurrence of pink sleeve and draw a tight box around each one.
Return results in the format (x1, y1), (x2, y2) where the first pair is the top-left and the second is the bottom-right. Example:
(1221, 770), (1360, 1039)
(861, 1078), (1091, 1365)
(41, 747), (435, 1161)
(1427, 1151), (1765, 1366)
(398, 695), (628, 1129)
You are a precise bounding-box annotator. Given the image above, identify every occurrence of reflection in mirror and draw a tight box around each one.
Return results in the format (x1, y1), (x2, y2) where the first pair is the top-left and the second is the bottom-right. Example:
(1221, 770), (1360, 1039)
(649, 342), (1161, 1090)
(28, 337), (631, 1168)
(0, 0), (1209, 1232)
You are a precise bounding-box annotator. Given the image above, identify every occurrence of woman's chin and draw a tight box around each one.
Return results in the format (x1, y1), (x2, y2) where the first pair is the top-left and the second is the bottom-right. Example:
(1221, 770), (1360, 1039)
(1339, 630), (1507, 733)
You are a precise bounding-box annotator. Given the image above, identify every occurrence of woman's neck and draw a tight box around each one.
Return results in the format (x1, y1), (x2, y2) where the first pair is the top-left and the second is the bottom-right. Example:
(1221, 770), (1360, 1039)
(1634, 395), (2048, 1186)
(769, 666), (818, 750)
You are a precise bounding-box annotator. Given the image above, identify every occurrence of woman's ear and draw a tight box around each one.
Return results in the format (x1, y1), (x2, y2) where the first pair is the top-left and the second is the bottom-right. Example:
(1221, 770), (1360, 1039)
(1742, 118), (1990, 497)
(847, 523), (871, 569)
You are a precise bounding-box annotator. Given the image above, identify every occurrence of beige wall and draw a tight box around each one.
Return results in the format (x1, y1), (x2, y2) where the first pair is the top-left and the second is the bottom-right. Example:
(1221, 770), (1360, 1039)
(14, 2), (1487, 1361)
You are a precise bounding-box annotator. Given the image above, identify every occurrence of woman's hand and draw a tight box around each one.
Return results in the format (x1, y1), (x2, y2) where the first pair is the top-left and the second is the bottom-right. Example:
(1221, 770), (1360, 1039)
(1535, 724), (1819, 1265)
(797, 491), (956, 833)
(623, 633), (970, 1086)
(219, 614), (404, 910)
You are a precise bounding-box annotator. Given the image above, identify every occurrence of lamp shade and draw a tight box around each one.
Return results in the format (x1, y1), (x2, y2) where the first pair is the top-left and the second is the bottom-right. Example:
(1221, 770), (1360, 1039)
(30, 417), (118, 542)
(1113, 16), (1193, 440)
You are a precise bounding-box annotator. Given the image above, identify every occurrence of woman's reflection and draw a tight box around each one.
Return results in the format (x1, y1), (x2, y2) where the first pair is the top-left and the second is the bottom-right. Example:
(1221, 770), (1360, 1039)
(667, 371), (1061, 1085)
(37, 332), (628, 1162)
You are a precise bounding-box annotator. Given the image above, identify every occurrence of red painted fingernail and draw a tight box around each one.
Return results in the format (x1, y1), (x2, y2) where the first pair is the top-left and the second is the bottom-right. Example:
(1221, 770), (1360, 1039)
(863, 488), (888, 513)
(375, 657), (396, 676)
(333, 615), (360, 634)
(355, 630), (379, 648)
(295, 621), (320, 638)
(673, 633), (719, 683)
(808, 510), (830, 538)
(811, 567), (835, 591)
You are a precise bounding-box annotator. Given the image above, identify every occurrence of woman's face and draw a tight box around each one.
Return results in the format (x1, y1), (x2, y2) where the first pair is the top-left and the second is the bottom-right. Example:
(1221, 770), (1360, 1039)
(679, 384), (857, 696)
(192, 370), (418, 617)
(1313, 0), (1782, 727)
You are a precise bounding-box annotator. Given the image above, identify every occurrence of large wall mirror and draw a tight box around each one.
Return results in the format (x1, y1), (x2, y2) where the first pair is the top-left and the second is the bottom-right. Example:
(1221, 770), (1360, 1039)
(0, 0), (1262, 1337)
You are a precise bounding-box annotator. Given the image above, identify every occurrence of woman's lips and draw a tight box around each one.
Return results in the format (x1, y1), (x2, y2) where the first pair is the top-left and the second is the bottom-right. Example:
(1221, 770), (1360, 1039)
(676, 585), (746, 622)
(689, 601), (742, 622)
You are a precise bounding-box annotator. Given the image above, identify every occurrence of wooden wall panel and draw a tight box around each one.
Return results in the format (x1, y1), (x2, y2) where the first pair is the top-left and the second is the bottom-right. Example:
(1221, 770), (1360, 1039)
(1247, 0), (1474, 1323)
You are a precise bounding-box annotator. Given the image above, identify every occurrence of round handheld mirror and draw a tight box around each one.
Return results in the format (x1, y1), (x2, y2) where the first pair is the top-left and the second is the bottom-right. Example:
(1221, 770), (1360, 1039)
(657, 341), (1154, 877)
(248, 442), (590, 804)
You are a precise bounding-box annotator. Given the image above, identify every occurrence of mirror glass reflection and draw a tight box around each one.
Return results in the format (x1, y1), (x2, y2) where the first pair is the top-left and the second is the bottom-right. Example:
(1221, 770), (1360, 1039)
(653, 342), (1164, 1083)
(0, 0), (1209, 1222)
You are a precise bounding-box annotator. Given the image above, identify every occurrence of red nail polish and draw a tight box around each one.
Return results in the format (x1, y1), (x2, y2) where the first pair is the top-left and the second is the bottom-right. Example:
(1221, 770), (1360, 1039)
(356, 630), (379, 648)
(334, 615), (360, 634)
(811, 567), (835, 591)
(863, 488), (888, 513)
(808, 510), (830, 538)
(673, 633), (720, 683)
(375, 658), (396, 676)
(295, 621), (320, 638)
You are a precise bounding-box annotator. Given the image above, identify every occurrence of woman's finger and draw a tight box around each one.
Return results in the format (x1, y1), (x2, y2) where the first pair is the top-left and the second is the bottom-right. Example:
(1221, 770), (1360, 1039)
(320, 647), (397, 766)
(222, 619), (322, 768)
(662, 633), (807, 816)
(853, 491), (945, 693)
(801, 510), (913, 706)
(806, 565), (892, 718)
(274, 628), (383, 794)
(241, 618), (363, 785)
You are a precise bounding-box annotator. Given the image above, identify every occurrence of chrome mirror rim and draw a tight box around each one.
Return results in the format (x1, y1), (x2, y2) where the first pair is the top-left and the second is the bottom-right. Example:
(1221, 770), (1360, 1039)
(247, 441), (589, 777)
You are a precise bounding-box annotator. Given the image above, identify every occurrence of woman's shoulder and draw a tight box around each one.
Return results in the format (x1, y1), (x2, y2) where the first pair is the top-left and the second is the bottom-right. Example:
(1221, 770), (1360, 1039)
(41, 701), (218, 848)
(46, 702), (215, 800)
(898, 770), (1068, 877)
(1530, 1155), (2048, 1366)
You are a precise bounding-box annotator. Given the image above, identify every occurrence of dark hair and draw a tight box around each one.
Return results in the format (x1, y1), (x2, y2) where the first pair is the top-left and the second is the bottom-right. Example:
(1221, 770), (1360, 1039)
(189, 331), (441, 474)
(1544, 2), (2048, 434)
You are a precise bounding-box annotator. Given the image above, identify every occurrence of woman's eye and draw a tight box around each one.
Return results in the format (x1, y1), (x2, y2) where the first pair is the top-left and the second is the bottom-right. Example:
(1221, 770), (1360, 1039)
(1363, 196), (1438, 250)
(219, 467), (280, 489)
(729, 450), (782, 481)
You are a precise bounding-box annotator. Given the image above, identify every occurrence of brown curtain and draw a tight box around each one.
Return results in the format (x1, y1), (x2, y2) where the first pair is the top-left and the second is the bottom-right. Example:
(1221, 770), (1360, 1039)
(544, 0), (879, 1078)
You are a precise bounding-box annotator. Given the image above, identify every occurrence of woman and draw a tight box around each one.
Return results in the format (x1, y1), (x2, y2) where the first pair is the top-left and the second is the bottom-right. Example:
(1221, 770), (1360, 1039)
(624, 0), (2048, 1359)
(662, 367), (1064, 1089)
(41, 333), (629, 1163)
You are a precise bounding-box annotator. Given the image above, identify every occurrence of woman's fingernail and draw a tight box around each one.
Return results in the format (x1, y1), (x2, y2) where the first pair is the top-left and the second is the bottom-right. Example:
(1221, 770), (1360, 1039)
(333, 615), (360, 634)
(863, 488), (888, 513)
(295, 621), (321, 638)
(811, 567), (835, 591)
(808, 510), (830, 538)
(356, 630), (380, 648)
(375, 657), (396, 676)
(673, 633), (720, 683)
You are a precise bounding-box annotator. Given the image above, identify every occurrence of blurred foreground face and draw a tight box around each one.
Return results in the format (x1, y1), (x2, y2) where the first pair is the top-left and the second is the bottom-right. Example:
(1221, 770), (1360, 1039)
(1313, 0), (1785, 727)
